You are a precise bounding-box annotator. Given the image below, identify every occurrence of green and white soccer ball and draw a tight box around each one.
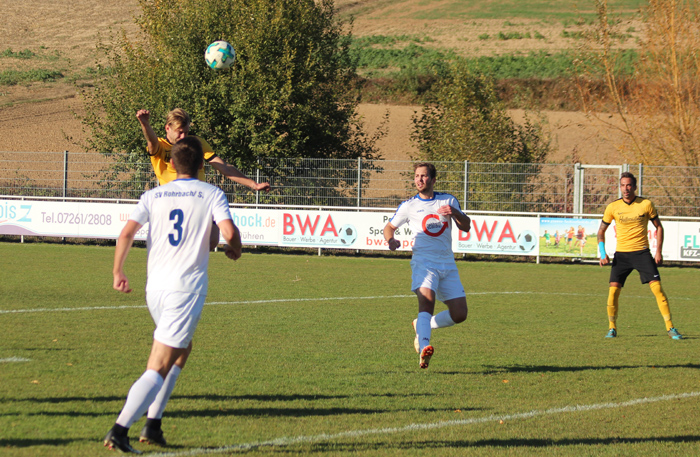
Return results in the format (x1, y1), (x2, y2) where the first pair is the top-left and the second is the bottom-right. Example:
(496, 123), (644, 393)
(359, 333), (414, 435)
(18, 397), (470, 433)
(205, 40), (235, 70)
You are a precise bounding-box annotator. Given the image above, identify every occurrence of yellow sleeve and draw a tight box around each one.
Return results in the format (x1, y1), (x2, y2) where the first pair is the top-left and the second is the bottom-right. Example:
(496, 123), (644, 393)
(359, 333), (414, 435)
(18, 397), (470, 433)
(602, 203), (614, 225)
(194, 136), (217, 162)
(647, 199), (658, 220)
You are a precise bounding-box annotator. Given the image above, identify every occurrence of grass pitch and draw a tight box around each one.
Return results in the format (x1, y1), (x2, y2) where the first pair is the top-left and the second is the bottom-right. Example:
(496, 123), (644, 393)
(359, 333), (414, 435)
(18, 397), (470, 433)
(1, 242), (699, 456)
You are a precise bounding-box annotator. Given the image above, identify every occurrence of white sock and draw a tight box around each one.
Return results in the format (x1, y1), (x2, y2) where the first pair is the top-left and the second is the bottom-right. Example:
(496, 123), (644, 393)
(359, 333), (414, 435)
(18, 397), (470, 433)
(432, 310), (456, 329)
(116, 369), (164, 428)
(147, 365), (182, 420)
(416, 312), (432, 352)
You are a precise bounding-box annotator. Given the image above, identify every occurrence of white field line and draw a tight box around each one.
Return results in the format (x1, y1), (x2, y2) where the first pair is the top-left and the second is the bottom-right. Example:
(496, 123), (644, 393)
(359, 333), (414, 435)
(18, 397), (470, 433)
(0, 357), (31, 363)
(152, 391), (700, 457)
(0, 291), (695, 315)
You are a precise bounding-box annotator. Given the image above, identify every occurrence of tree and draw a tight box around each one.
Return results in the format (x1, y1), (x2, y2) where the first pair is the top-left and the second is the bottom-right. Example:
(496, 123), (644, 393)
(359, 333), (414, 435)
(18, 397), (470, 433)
(578, 0), (700, 166)
(576, 0), (700, 215)
(78, 0), (383, 197)
(411, 62), (551, 211)
(412, 63), (550, 164)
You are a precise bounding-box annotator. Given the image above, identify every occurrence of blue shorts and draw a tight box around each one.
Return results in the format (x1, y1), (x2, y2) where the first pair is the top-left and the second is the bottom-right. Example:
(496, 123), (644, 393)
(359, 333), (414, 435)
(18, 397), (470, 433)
(410, 261), (465, 302)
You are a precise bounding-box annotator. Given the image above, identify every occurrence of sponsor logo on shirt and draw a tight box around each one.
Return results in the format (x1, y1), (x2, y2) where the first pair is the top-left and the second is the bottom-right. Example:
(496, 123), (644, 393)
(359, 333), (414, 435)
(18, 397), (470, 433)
(422, 214), (447, 237)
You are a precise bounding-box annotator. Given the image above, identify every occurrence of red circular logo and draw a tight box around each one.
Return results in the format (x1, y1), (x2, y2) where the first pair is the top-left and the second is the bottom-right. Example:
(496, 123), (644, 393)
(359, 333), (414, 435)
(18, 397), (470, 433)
(422, 214), (448, 237)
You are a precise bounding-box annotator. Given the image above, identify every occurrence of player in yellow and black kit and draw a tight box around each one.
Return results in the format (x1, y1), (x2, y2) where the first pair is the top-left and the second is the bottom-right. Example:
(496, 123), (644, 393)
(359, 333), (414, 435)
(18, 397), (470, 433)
(137, 108), (271, 190)
(597, 172), (682, 340)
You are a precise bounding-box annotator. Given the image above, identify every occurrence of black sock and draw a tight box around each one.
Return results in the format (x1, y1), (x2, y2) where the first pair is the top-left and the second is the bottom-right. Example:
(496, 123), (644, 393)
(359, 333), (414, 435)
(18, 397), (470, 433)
(112, 424), (129, 436)
(145, 418), (162, 430)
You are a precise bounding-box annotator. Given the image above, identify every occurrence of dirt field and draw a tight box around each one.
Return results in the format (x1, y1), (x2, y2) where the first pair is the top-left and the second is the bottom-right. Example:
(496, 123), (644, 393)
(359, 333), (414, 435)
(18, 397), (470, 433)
(0, 0), (628, 164)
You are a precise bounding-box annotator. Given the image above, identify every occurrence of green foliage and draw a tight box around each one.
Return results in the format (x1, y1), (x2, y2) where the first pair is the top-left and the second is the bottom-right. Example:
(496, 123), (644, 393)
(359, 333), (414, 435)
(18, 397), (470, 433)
(413, 62), (551, 165)
(0, 49), (36, 59)
(0, 69), (63, 86)
(349, 38), (457, 76)
(0, 48), (60, 60)
(78, 0), (381, 194)
(412, 63), (552, 210)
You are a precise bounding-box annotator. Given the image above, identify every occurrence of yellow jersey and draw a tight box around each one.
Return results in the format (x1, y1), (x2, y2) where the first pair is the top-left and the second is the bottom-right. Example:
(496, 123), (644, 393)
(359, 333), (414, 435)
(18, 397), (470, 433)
(149, 136), (216, 185)
(602, 197), (658, 252)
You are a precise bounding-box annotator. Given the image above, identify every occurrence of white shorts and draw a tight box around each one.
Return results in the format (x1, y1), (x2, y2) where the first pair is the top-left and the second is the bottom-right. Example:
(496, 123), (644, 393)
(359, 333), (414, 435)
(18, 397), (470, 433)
(410, 261), (465, 302)
(146, 290), (206, 349)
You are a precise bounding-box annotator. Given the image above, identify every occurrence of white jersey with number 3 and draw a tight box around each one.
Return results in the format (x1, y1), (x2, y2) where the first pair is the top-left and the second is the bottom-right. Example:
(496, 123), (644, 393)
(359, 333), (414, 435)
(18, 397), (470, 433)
(129, 178), (232, 295)
(389, 192), (461, 265)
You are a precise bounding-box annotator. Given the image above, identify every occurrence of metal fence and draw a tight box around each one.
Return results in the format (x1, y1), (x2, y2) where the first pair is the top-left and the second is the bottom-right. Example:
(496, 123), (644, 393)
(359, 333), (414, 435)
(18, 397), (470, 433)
(1, 151), (699, 216)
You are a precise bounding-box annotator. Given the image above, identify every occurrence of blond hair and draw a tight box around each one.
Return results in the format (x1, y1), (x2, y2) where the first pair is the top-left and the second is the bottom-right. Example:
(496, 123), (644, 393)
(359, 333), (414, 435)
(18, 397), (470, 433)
(165, 108), (191, 130)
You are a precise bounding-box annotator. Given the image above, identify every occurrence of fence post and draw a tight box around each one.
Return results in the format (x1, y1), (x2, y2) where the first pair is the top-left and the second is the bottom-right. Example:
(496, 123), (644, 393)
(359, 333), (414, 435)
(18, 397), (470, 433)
(638, 163), (643, 196)
(573, 163), (581, 214)
(256, 157), (260, 207)
(463, 161), (469, 210)
(357, 157), (362, 208)
(63, 150), (68, 200)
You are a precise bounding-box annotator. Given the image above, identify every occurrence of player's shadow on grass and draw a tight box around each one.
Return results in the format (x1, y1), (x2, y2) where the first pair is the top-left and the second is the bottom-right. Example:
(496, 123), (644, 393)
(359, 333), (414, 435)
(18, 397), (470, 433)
(304, 435), (700, 452)
(0, 395), (126, 404)
(480, 362), (700, 374)
(171, 392), (435, 402)
(164, 405), (486, 419)
(0, 438), (87, 448)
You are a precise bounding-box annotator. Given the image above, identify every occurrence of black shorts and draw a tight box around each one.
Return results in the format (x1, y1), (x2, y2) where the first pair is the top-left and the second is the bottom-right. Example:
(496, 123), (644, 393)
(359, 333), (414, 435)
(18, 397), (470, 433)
(609, 249), (660, 286)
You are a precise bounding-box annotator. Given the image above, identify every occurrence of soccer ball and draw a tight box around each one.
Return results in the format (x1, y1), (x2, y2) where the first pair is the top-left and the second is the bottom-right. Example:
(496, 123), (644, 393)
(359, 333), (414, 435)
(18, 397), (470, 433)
(338, 224), (357, 246)
(205, 40), (235, 70)
(517, 230), (537, 252)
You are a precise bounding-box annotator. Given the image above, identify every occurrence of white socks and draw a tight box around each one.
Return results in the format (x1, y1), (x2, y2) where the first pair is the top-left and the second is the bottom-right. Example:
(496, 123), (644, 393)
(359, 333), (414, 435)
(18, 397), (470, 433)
(116, 369), (164, 428)
(432, 310), (456, 329)
(416, 311), (458, 352)
(147, 364), (182, 420)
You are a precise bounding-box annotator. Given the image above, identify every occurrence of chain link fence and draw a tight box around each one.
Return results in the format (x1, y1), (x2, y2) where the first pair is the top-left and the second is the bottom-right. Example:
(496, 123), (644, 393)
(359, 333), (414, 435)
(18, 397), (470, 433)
(1, 151), (698, 216)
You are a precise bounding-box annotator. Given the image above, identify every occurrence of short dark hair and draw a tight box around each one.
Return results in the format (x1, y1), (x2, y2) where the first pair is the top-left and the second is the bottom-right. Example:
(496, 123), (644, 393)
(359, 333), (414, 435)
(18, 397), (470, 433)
(171, 137), (203, 177)
(414, 162), (437, 180)
(620, 171), (637, 187)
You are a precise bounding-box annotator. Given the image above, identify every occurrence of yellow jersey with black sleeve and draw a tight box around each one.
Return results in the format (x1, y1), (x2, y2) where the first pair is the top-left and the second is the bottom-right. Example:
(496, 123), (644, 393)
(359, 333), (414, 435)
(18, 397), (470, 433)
(602, 197), (657, 252)
(149, 135), (216, 185)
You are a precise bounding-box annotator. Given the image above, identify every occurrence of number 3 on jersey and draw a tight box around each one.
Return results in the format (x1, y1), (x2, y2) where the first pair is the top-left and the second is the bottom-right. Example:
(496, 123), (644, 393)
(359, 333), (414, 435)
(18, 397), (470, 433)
(169, 209), (184, 246)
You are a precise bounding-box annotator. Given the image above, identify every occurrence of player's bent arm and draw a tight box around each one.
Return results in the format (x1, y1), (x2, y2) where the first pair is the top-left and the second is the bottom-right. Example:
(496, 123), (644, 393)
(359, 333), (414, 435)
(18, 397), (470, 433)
(383, 222), (401, 251)
(597, 221), (610, 266)
(651, 217), (664, 264)
(113, 220), (142, 293)
(217, 219), (242, 260)
(209, 157), (271, 191)
(136, 110), (160, 156)
(452, 210), (471, 233)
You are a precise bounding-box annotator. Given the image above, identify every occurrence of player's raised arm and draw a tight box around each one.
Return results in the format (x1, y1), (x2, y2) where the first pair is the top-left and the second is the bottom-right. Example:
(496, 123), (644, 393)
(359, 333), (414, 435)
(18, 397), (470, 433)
(136, 109), (160, 156)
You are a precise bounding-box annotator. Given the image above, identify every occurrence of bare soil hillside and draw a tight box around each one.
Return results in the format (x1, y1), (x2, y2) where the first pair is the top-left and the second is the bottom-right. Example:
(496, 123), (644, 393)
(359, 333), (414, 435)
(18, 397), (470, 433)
(0, 0), (626, 164)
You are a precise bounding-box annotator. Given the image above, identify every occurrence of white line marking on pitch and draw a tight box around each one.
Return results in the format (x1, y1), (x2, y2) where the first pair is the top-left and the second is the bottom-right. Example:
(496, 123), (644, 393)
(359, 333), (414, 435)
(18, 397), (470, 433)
(0, 291), (694, 315)
(152, 391), (700, 457)
(0, 357), (31, 363)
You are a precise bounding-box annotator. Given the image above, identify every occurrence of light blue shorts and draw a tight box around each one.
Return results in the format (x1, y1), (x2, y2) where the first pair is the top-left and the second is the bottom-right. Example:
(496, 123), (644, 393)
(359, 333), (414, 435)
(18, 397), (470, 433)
(410, 261), (465, 302)
(147, 291), (206, 349)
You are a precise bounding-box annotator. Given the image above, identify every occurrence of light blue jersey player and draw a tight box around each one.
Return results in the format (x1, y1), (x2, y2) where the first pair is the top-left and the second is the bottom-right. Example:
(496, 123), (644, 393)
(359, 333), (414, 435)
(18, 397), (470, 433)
(383, 162), (472, 369)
